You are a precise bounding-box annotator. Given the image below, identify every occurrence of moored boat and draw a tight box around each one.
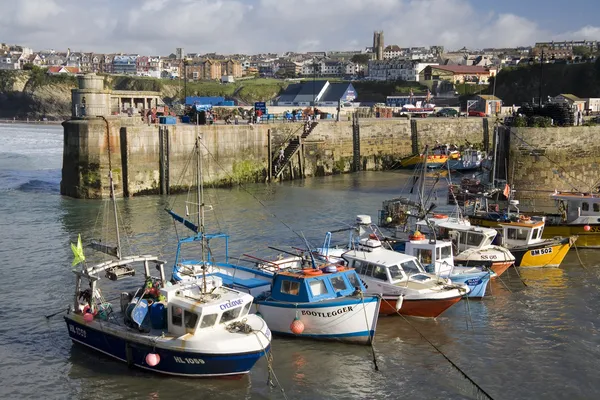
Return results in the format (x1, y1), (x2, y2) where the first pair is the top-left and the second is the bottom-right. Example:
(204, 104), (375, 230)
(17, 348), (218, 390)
(64, 170), (270, 378)
(466, 191), (599, 248)
(399, 144), (460, 169)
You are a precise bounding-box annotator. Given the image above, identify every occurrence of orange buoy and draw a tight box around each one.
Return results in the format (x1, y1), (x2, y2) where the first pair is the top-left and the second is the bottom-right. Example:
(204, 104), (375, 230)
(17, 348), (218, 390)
(290, 318), (305, 334)
(336, 265), (346, 271)
(304, 269), (323, 276)
(409, 230), (426, 241)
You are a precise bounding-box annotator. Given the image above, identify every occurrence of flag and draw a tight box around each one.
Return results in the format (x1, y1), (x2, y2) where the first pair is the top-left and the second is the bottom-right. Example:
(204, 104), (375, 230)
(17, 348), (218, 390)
(503, 184), (510, 198)
(71, 234), (86, 266)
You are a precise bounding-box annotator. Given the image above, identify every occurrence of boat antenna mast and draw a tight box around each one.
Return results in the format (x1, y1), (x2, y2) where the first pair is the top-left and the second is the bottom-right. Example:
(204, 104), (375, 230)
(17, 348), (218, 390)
(109, 170), (122, 260)
(196, 135), (208, 293)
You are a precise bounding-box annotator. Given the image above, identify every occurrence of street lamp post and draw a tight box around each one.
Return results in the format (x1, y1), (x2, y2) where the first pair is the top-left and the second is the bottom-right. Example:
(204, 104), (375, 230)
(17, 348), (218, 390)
(539, 49), (544, 108)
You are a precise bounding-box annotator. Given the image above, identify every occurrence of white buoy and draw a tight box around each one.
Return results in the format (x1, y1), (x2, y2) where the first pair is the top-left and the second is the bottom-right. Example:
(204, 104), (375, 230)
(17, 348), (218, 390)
(396, 295), (404, 311)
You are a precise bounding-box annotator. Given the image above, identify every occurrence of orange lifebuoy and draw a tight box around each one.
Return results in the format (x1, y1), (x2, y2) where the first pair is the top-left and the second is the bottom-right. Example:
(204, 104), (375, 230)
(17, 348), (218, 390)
(519, 215), (531, 222)
(303, 269), (323, 276)
(336, 265), (346, 272)
(433, 214), (448, 219)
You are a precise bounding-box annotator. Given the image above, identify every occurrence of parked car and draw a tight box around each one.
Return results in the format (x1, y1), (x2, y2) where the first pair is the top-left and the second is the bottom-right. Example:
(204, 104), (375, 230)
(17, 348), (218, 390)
(468, 110), (487, 117)
(436, 108), (458, 117)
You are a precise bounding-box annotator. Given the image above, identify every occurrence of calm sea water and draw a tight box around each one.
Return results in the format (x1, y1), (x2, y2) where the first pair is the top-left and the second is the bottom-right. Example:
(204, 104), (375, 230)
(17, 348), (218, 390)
(1, 123), (599, 400)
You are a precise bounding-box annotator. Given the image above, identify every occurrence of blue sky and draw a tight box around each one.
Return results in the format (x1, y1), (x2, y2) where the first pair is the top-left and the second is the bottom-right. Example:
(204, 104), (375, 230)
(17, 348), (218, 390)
(0, 0), (599, 54)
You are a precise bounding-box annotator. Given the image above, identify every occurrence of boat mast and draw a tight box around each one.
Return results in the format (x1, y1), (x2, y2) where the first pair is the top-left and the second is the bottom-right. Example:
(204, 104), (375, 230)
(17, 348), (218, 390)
(196, 135), (207, 293)
(109, 170), (122, 260)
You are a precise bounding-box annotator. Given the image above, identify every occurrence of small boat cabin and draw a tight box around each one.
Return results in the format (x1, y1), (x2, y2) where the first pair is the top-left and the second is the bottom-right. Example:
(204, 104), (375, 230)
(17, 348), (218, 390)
(268, 267), (366, 303)
(159, 278), (255, 337)
(552, 192), (600, 224)
(425, 221), (497, 253)
(342, 237), (436, 286)
(496, 218), (546, 249)
(404, 235), (454, 276)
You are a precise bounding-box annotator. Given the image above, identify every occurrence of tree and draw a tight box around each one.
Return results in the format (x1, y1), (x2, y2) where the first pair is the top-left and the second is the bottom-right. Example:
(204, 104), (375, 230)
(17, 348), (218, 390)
(351, 54), (371, 65)
(573, 46), (592, 58)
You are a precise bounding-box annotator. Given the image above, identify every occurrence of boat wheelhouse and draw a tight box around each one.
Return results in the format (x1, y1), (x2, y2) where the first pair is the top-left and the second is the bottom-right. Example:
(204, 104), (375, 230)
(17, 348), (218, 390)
(419, 219), (515, 277)
(404, 233), (494, 298)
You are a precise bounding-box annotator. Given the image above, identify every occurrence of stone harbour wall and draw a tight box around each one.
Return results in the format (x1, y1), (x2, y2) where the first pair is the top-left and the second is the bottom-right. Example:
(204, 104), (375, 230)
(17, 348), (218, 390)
(60, 116), (494, 198)
(508, 126), (600, 199)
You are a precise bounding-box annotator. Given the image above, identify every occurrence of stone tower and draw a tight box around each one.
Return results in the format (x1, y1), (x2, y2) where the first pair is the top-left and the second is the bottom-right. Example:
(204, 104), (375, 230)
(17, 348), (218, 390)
(71, 73), (111, 117)
(373, 31), (384, 61)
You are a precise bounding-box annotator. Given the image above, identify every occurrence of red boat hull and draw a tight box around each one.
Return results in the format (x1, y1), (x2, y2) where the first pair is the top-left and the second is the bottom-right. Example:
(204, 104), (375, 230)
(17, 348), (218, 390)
(379, 295), (463, 318)
(490, 261), (513, 278)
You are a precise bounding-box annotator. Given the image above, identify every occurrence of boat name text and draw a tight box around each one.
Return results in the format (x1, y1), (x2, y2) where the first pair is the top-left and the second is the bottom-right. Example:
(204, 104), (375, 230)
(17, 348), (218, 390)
(220, 299), (243, 310)
(174, 356), (205, 364)
(480, 254), (498, 260)
(69, 324), (87, 338)
(301, 306), (353, 318)
(531, 247), (553, 256)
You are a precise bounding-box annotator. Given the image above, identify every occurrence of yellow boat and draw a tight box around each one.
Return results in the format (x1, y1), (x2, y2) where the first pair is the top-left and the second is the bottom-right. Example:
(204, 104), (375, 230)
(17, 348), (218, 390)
(467, 192), (600, 249)
(496, 217), (577, 267)
(399, 145), (460, 169)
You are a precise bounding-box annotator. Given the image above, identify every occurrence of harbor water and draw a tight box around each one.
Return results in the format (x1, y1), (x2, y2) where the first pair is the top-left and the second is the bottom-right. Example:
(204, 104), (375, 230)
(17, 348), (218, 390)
(1, 124), (599, 399)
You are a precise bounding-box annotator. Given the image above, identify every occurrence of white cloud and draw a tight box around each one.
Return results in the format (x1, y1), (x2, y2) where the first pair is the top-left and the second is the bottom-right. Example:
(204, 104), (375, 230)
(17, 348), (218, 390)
(0, 0), (597, 54)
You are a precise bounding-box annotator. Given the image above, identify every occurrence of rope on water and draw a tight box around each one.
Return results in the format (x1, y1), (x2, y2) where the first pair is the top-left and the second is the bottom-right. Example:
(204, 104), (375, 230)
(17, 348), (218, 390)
(227, 319), (289, 400)
(381, 297), (495, 400)
(358, 291), (379, 371)
(573, 243), (589, 270)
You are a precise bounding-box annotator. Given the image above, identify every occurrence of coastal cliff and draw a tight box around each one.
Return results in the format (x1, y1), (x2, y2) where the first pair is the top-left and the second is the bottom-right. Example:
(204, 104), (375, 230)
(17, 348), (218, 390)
(0, 70), (76, 120)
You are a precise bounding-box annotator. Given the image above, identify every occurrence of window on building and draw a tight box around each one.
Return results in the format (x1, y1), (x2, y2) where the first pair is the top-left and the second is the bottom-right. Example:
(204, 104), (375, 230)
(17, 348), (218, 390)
(200, 313), (217, 328)
(171, 306), (183, 326)
(282, 280), (300, 295)
(184, 311), (199, 329)
(594, 203), (600, 212)
(330, 276), (348, 291)
(220, 307), (242, 324)
(308, 279), (328, 297)
(582, 202), (590, 211)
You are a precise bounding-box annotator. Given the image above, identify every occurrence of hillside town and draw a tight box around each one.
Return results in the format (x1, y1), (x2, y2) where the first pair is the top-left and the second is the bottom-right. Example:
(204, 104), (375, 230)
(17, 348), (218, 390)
(1, 33), (598, 83)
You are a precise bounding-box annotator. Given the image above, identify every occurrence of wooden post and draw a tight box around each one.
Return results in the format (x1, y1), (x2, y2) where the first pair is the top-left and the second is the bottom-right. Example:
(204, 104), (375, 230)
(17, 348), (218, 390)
(267, 129), (272, 182)
(298, 136), (304, 178)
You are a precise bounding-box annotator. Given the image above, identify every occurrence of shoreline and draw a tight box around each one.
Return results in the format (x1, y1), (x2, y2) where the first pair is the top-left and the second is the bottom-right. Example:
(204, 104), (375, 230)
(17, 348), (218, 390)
(0, 119), (63, 126)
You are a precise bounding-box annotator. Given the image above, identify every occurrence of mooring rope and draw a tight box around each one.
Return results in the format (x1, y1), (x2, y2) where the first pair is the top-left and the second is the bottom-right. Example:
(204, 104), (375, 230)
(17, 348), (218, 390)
(380, 297), (495, 400)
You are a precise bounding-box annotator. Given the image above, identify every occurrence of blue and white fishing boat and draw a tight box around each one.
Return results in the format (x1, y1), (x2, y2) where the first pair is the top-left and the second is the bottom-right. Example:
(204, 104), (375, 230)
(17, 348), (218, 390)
(444, 148), (485, 172)
(172, 243), (381, 344)
(64, 168), (270, 378)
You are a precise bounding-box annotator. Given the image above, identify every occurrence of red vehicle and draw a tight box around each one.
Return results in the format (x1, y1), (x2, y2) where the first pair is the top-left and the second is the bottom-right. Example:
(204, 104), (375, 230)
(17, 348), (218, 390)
(468, 110), (487, 117)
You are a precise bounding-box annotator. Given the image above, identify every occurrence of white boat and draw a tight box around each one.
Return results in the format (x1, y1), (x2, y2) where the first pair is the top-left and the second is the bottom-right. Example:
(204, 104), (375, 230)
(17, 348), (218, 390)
(314, 216), (469, 317)
(417, 217), (515, 278)
(64, 170), (270, 378)
(403, 231), (494, 298)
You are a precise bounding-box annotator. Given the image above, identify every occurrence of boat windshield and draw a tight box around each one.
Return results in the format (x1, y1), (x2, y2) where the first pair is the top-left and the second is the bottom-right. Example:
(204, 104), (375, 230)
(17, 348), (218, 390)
(401, 259), (423, 275)
(388, 265), (404, 281)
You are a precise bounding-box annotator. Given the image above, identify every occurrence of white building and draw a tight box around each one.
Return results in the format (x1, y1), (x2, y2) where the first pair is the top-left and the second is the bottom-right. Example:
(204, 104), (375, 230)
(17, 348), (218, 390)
(368, 60), (438, 81)
(383, 45), (404, 59)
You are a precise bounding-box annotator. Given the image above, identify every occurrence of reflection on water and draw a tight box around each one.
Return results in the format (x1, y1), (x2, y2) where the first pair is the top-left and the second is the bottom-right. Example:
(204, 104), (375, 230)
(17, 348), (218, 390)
(1, 124), (600, 399)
